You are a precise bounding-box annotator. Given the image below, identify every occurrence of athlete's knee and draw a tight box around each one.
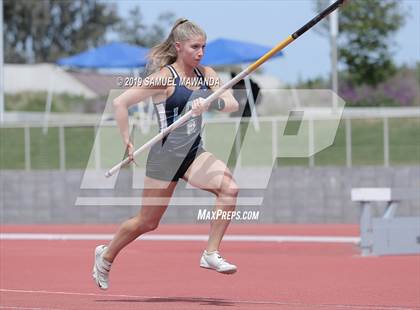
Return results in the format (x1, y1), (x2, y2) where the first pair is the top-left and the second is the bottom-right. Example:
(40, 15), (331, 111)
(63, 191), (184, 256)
(139, 216), (160, 232)
(217, 179), (239, 198)
(131, 216), (160, 234)
(142, 221), (160, 233)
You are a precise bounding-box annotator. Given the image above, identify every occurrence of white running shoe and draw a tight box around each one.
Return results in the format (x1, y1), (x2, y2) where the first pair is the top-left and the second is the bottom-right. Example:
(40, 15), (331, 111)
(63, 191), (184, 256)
(200, 250), (237, 274)
(92, 245), (112, 290)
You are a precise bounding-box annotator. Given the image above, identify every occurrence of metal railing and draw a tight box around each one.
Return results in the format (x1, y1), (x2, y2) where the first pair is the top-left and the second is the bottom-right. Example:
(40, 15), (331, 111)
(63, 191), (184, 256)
(1, 107), (419, 170)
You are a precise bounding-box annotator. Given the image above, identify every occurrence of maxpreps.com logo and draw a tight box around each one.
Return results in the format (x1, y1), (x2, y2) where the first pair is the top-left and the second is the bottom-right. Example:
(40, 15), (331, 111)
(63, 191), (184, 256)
(75, 88), (345, 207)
(197, 209), (260, 221)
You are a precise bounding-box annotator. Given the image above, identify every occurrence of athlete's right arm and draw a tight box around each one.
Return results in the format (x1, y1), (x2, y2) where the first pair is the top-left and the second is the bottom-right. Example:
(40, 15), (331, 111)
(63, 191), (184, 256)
(112, 68), (171, 146)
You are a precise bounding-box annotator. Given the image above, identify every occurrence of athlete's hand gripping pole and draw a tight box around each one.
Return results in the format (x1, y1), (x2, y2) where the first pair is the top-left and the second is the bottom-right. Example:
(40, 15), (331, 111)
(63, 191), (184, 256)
(105, 0), (347, 178)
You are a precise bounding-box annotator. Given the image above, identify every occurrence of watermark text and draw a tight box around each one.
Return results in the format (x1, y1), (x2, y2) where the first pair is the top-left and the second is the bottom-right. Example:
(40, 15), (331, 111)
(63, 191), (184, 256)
(197, 209), (260, 221)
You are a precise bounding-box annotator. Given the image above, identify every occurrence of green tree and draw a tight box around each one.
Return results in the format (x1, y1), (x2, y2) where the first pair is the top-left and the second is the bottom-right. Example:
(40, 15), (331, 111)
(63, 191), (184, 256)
(115, 6), (176, 48)
(416, 62), (420, 84)
(315, 0), (405, 86)
(4, 0), (120, 63)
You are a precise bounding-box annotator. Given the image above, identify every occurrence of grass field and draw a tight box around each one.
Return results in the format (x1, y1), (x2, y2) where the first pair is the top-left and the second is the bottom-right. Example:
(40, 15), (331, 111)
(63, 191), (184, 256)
(0, 118), (419, 169)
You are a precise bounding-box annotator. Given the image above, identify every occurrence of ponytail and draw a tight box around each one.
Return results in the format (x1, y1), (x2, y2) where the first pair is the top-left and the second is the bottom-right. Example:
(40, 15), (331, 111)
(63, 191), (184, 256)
(147, 18), (206, 73)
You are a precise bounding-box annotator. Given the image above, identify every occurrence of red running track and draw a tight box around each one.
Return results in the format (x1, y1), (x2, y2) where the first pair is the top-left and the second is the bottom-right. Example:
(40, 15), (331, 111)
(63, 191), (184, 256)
(1, 224), (419, 310)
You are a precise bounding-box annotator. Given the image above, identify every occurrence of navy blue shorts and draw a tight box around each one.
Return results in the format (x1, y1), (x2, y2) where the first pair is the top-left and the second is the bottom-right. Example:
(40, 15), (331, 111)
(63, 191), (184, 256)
(146, 145), (206, 182)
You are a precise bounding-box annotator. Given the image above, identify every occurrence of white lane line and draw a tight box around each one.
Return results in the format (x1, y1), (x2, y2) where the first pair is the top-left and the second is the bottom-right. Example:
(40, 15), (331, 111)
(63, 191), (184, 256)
(0, 289), (413, 310)
(0, 306), (62, 310)
(0, 233), (360, 244)
(75, 196), (264, 206)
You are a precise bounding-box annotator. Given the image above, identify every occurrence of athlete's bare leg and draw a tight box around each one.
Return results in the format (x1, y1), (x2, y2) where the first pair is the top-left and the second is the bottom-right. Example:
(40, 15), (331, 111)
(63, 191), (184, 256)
(103, 177), (177, 262)
(183, 152), (239, 252)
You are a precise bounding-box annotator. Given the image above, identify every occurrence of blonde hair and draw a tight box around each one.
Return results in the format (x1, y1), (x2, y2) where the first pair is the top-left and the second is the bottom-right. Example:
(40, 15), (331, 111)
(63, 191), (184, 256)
(147, 18), (206, 73)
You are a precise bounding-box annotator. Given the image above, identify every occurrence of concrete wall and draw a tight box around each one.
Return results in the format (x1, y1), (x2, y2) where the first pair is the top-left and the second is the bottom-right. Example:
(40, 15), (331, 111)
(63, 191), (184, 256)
(1, 166), (419, 224)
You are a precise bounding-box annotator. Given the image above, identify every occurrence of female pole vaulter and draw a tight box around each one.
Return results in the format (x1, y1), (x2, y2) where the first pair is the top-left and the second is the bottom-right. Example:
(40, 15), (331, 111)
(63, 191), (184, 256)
(93, 18), (240, 290)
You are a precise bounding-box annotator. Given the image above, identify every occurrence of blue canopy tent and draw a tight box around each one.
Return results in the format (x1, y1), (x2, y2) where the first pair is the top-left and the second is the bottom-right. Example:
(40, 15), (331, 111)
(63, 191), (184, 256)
(56, 42), (149, 68)
(44, 42), (150, 132)
(202, 38), (283, 66)
(202, 38), (284, 130)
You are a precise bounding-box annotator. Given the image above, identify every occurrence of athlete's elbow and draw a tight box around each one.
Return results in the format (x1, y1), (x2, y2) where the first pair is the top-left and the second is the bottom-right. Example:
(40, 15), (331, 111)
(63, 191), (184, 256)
(228, 100), (239, 113)
(233, 100), (239, 112)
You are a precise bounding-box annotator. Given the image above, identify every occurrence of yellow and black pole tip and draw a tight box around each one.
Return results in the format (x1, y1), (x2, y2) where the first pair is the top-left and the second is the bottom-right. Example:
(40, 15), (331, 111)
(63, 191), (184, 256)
(291, 0), (347, 40)
(249, 0), (347, 73)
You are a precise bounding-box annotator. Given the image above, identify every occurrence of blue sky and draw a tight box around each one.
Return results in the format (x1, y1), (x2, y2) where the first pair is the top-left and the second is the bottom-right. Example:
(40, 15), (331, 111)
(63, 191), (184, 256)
(117, 0), (420, 84)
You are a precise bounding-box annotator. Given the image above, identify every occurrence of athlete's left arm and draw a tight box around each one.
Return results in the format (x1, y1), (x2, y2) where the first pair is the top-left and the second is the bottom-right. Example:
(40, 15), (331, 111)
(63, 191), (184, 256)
(201, 66), (239, 113)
